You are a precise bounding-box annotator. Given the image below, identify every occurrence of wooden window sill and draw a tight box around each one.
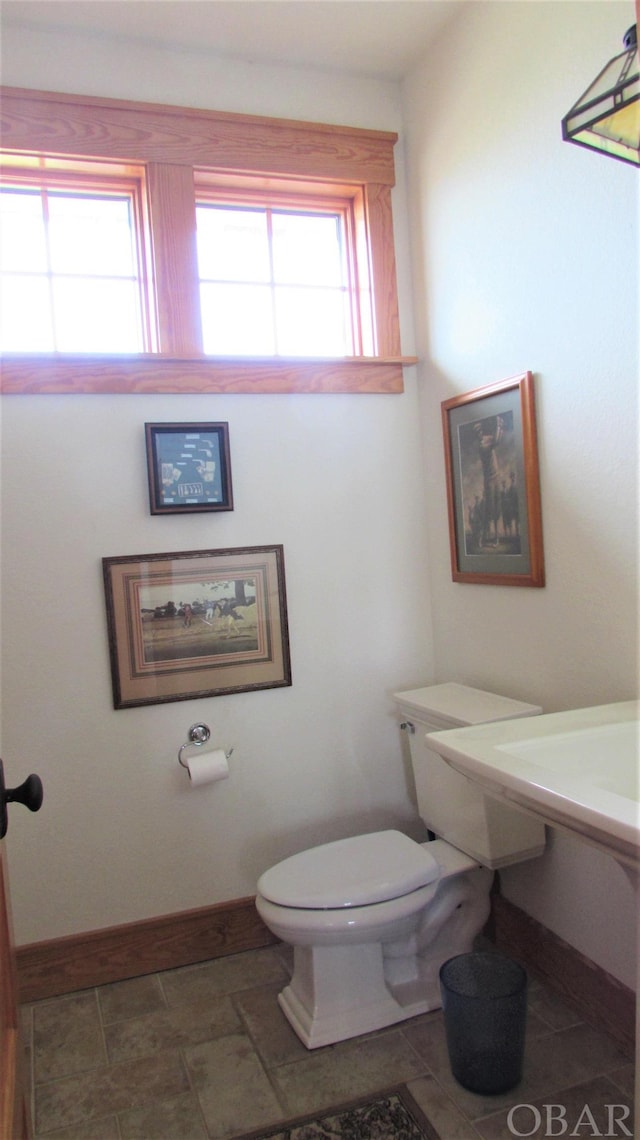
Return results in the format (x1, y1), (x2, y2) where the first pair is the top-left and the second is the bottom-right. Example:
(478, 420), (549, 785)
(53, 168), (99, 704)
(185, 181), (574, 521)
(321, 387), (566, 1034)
(2, 88), (410, 386)
(0, 354), (417, 395)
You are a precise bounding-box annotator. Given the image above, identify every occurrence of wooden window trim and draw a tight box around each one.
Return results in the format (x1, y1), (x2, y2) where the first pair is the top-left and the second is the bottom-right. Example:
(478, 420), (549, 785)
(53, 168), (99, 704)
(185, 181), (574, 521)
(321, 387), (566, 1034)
(0, 86), (416, 394)
(194, 185), (367, 356)
(1, 163), (158, 353)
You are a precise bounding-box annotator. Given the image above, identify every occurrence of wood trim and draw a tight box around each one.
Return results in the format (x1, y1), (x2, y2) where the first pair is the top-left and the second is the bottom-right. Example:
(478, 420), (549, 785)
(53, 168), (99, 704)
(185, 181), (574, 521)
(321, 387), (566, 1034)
(491, 892), (635, 1055)
(146, 163), (202, 355)
(16, 896), (277, 1004)
(0, 354), (414, 395)
(0, 86), (409, 392)
(364, 183), (401, 357)
(0, 844), (29, 1139)
(0, 1031), (19, 1140)
(0, 86), (397, 185)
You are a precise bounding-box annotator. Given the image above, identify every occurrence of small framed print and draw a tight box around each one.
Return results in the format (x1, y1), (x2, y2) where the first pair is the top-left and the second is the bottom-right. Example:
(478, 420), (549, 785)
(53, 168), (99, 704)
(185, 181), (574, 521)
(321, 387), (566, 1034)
(441, 371), (545, 587)
(102, 545), (292, 708)
(145, 423), (233, 514)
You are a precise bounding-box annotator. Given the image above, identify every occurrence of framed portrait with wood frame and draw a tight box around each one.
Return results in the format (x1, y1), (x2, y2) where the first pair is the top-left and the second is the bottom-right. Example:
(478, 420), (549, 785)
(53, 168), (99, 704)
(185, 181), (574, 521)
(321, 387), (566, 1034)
(441, 372), (545, 587)
(103, 545), (291, 708)
(145, 422), (233, 514)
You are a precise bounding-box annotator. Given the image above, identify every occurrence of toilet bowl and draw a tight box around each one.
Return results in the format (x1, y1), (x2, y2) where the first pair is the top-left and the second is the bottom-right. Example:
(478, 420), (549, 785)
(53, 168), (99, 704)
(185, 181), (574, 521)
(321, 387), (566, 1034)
(256, 683), (546, 1049)
(256, 830), (493, 1048)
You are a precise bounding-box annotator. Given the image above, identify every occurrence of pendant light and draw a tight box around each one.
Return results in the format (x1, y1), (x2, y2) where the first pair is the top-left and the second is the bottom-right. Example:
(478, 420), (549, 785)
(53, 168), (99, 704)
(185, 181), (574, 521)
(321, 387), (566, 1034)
(562, 24), (639, 167)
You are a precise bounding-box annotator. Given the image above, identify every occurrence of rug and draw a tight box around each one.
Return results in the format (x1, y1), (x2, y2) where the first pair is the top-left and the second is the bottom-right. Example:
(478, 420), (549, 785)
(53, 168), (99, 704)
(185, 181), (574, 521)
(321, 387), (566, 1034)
(233, 1085), (441, 1140)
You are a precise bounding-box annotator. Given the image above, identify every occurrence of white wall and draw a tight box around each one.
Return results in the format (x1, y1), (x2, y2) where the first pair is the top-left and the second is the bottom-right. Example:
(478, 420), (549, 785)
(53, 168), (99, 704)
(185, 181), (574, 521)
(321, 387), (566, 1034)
(1, 2), (638, 993)
(403, 1), (638, 987)
(0, 24), (434, 944)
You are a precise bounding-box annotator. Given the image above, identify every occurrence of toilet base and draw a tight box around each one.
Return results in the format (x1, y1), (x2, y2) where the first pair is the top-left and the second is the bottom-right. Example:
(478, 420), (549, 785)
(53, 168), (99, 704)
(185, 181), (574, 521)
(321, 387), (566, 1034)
(276, 865), (493, 1049)
(278, 942), (441, 1049)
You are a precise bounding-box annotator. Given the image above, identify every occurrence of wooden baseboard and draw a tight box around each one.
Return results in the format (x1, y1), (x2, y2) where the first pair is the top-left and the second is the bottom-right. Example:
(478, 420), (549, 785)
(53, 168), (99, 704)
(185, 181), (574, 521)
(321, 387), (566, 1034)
(491, 892), (635, 1056)
(17, 887), (636, 1056)
(16, 896), (277, 1004)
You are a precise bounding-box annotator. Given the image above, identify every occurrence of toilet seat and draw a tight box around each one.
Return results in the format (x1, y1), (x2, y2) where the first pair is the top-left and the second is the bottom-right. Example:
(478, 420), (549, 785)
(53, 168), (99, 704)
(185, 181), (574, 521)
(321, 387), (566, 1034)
(257, 829), (440, 909)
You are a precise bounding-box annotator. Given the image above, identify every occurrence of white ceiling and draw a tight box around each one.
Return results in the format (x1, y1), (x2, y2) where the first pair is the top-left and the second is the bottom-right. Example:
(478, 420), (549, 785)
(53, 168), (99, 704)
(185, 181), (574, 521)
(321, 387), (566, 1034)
(0, 0), (468, 80)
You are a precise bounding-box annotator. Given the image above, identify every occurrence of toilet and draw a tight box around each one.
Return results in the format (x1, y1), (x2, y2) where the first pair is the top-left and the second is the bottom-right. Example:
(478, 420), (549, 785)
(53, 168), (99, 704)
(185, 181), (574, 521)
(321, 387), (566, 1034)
(256, 683), (546, 1049)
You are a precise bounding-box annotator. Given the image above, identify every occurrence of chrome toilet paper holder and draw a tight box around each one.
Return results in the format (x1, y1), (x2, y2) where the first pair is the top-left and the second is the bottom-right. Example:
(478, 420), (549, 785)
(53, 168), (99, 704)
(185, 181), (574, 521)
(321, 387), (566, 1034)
(178, 723), (233, 770)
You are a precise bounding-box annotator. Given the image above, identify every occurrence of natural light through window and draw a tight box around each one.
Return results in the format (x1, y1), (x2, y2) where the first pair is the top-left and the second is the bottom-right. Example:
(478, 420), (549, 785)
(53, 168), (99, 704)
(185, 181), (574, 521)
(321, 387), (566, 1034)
(196, 203), (353, 356)
(0, 185), (146, 353)
(1, 88), (406, 390)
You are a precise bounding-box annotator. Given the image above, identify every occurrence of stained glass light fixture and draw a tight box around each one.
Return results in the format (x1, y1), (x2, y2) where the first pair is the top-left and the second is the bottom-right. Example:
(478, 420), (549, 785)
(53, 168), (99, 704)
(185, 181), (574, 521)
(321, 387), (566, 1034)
(562, 25), (639, 167)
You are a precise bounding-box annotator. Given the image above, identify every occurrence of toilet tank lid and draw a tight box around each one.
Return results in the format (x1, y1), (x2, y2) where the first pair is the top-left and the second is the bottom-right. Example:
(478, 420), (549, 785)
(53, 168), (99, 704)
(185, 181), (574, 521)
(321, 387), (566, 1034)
(257, 830), (440, 909)
(393, 683), (542, 727)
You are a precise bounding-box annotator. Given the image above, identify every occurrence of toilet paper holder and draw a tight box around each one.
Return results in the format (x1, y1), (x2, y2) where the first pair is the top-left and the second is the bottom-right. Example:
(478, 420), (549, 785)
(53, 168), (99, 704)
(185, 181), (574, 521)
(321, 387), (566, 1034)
(178, 723), (233, 770)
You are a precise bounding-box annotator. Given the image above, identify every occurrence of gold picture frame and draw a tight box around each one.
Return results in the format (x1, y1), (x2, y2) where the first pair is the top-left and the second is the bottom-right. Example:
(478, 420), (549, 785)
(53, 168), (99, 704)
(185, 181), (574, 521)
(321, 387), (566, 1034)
(103, 546), (291, 708)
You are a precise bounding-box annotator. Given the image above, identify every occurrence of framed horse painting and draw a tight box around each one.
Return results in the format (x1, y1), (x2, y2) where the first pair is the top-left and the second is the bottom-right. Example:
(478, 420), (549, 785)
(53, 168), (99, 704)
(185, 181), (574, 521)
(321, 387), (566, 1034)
(103, 545), (291, 708)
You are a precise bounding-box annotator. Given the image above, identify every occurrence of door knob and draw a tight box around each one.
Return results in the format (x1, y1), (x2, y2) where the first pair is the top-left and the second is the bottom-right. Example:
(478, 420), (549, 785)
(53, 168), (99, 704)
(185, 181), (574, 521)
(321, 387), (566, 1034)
(0, 759), (43, 839)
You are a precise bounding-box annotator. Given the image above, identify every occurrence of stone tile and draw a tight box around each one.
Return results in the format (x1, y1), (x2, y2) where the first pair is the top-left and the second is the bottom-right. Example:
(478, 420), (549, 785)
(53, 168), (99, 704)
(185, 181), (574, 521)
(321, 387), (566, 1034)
(104, 993), (241, 1062)
(21, 1004), (33, 1048)
(403, 1011), (630, 1123)
(526, 980), (584, 1032)
(406, 1074), (483, 1139)
(22, 945), (635, 1140)
(34, 1115), (120, 1139)
(234, 983), (309, 1066)
(97, 973), (166, 1024)
(270, 1028), (428, 1117)
(523, 1009), (562, 1039)
(608, 1062), (635, 1098)
(23, 1014), (34, 1130)
(402, 1012), (521, 1118)
(184, 1033), (285, 1139)
(119, 1091), (208, 1139)
(33, 992), (106, 1083)
(274, 941), (294, 974)
(160, 947), (289, 1007)
(475, 1074), (633, 1139)
(527, 1023), (632, 1089)
(35, 1051), (189, 1135)
(24, 1042), (34, 1128)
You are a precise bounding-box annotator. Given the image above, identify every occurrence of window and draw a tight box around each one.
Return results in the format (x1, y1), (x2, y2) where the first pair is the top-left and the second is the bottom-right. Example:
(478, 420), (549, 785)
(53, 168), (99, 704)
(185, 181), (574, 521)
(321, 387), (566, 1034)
(196, 196), (357, 356)
(0, 86), (413, 394)
(0, 170), (152, 353)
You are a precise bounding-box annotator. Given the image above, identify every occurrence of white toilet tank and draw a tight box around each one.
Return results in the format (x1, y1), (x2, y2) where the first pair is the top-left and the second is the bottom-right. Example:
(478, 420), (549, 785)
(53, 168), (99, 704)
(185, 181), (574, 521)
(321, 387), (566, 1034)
(394, 683), (546, 869)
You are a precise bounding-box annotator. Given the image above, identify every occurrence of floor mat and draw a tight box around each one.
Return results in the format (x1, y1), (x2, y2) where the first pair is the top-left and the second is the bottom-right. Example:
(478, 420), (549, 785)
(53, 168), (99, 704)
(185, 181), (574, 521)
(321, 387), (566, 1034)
(233, 1084), (441, 1139)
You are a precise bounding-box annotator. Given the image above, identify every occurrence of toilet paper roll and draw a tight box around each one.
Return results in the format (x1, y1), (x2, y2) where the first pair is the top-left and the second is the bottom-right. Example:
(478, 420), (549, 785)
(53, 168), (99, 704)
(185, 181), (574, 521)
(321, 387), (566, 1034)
(185, 748), (230, 787)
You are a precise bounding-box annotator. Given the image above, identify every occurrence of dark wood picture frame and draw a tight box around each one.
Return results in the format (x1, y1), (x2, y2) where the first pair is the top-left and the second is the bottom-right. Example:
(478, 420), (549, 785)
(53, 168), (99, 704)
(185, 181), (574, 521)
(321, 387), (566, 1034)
(441, 372), (545, 587)
(145, 422), (233, 514)
(103, 545), (291, 708)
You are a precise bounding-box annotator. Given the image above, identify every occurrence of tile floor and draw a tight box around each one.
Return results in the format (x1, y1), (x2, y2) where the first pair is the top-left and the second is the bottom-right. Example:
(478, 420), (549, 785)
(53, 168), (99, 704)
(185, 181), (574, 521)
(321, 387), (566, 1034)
(22, 943), (634, 1140)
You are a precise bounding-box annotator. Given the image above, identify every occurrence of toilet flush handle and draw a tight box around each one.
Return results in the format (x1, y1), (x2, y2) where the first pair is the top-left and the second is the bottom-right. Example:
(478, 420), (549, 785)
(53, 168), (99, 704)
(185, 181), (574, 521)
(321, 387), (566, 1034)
(400, 721), (415, 734)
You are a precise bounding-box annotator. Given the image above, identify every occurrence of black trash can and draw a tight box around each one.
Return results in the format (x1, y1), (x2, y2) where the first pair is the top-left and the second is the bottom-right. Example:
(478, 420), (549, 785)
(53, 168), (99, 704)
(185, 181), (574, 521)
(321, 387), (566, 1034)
(439, 951), (527, 1095)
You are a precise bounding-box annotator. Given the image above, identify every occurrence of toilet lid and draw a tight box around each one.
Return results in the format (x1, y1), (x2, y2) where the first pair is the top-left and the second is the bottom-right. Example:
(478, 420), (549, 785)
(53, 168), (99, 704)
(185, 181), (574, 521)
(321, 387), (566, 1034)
(257, 830), (440, 909)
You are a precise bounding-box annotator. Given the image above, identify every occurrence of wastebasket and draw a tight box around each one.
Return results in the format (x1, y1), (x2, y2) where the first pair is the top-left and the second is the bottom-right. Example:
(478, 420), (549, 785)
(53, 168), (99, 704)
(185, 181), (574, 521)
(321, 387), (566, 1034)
(439, 951), (527, 1095)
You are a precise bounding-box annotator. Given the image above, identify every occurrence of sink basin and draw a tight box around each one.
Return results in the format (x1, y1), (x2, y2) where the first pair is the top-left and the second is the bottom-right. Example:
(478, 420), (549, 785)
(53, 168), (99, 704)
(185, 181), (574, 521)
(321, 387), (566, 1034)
(497, 722), (638, 799)
(426, 701), (640, 870)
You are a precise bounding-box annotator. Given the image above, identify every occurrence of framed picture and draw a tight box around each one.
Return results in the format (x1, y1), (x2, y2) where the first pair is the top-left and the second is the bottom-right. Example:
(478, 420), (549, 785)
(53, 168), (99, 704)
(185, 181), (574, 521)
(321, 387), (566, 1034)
(441, 372), (545, 587)
(145, 423), (233, 514)
(103, 545), (291, 708)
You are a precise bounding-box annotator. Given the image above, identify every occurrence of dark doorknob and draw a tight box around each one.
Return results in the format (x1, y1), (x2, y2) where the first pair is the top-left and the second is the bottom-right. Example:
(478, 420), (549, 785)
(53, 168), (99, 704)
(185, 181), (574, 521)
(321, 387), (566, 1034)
(0, 759), (43, 839)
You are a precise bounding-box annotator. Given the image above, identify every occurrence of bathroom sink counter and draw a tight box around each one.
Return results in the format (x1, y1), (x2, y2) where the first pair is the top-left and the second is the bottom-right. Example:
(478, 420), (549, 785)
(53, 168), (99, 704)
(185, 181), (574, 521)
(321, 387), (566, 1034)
(426, 701), (639, 870)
